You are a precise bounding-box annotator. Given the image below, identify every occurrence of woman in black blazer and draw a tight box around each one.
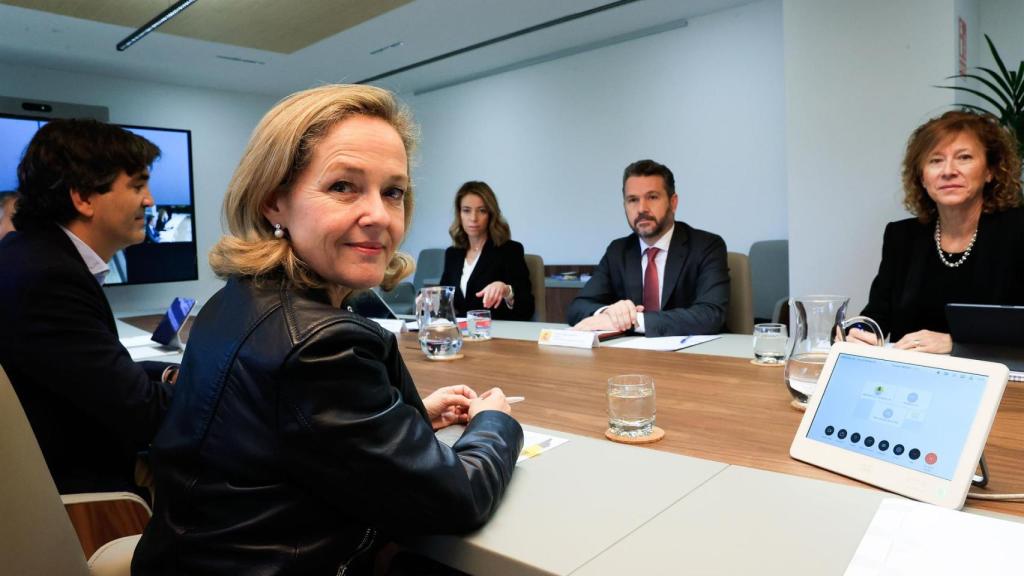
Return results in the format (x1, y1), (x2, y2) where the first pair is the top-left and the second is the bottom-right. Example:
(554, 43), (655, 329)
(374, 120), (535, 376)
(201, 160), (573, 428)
(853, 111), (1024, 353)
(439, 181), (535, 320)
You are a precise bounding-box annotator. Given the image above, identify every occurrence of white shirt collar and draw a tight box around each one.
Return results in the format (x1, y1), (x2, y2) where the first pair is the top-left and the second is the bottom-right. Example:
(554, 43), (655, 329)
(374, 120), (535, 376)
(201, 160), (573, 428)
(638, 221), (675, 254)
(59, 225), (110, 285)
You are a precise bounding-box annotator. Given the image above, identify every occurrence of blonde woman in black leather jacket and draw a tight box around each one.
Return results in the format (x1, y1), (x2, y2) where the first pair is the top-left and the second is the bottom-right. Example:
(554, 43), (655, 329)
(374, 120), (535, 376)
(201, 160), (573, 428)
(132, 85), (523, 576)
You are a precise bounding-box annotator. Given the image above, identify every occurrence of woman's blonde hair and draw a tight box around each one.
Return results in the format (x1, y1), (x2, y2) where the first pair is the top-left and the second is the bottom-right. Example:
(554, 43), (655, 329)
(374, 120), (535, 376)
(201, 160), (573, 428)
(902, 110), (1022, 222)
(209, 84), (417, 291)
(448, 181), (511, 248)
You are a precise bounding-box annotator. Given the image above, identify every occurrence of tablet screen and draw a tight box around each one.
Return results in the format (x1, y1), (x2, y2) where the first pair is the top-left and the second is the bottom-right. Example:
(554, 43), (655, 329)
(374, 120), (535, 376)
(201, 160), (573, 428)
(152, 297), (196, 346)
(806, 353), (987, 480)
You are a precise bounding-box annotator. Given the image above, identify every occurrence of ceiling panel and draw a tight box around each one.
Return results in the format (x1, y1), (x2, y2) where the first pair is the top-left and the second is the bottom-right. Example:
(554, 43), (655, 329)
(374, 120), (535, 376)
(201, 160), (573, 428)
(0, 0), (412, 53)
(0, 0), (754, 97)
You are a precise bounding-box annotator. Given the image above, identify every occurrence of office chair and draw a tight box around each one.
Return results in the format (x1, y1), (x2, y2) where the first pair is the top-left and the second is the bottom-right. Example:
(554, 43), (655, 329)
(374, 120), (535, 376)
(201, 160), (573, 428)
(380, 247), (447, 314)
(726, 252), (754, 334)
(748, 239), (789, 323)
(0, 364), (149, 576)
(523, 253), (546, 322)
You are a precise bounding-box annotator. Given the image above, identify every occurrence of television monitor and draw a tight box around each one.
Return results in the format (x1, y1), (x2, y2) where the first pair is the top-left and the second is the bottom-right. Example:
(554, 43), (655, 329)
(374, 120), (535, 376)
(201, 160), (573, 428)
(0, 113), (199, 286)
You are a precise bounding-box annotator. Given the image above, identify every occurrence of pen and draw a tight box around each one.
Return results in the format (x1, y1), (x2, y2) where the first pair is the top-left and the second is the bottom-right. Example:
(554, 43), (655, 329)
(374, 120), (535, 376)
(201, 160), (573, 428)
(507, 396), (525, 404)
(679, 336), (690, 345)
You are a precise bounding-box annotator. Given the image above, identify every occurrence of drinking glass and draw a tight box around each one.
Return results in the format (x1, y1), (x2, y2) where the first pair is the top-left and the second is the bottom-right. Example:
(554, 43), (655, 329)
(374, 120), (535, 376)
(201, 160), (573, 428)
(607, 375), (656, 438)
(752, 323), (787, 364)
(417, 286), (463, 359)
(466, 310), (492, 340)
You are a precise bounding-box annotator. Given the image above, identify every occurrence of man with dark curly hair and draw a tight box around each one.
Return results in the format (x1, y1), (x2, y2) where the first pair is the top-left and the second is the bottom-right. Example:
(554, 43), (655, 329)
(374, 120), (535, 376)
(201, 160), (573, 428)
(0, 119), (176, 496)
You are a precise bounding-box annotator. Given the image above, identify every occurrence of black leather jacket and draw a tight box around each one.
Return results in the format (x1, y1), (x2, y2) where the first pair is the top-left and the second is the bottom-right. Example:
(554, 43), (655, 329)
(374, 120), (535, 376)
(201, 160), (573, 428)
(132, 277), (523, 575)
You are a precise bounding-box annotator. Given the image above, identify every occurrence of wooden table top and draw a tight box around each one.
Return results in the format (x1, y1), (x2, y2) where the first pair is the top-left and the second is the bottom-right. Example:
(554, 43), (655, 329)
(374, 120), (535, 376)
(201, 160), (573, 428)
(397, 334), (1024, 516)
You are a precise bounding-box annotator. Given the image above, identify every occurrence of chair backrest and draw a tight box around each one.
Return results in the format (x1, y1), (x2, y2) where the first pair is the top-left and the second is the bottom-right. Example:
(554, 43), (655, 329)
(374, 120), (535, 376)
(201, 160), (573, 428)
(413, 248), (446, 290)
(0, 364), (91, 576)
(726, 252), (754, 335)
(748, 239), (789, 322)
(523, 254), (546, 322)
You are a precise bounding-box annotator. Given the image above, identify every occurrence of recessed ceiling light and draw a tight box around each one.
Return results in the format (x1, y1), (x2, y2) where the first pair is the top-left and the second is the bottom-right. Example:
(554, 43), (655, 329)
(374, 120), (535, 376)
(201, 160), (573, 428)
(116, 0), (198, 52)
(370, 41), (404, 56)
(216, 55), (266, 65)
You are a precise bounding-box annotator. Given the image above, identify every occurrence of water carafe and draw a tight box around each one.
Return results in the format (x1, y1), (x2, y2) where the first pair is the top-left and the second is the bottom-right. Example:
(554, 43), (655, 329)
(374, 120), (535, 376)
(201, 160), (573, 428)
(784, 295), (883, 405)
(418, 286), (463, 360)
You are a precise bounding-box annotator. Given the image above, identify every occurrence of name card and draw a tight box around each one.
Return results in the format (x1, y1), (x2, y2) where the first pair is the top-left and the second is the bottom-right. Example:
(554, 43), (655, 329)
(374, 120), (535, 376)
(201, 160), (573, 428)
(370, 318), (407, 334)
(538, 329), (599, 349)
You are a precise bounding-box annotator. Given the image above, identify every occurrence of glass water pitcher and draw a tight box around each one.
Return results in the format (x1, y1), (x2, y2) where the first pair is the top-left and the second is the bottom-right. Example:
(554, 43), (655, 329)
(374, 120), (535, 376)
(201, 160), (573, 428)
(784, 295), (883, 405)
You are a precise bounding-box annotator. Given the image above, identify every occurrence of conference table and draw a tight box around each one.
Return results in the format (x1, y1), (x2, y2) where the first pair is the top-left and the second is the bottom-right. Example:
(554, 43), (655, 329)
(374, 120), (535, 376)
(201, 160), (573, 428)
(396, 321), (1024, 575)
(118, 316), (1024, 575)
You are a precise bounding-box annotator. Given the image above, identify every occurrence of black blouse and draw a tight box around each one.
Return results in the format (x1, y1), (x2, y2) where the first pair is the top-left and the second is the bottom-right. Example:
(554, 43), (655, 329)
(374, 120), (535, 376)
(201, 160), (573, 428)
(862, 207), (1024, 340)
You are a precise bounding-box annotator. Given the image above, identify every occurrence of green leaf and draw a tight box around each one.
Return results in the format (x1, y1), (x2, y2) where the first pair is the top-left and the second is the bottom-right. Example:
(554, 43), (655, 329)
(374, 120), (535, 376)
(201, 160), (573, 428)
(959, 71), (1013, 108)
(985, 35), (1013, 85)
(938, 85), (1010, 115)
(973, 67), (1015, 103)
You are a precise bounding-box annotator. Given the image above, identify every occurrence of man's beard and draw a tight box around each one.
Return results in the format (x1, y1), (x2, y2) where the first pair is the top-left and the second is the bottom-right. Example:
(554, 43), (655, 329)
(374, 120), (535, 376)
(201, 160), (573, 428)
(632, 213), (669, 239)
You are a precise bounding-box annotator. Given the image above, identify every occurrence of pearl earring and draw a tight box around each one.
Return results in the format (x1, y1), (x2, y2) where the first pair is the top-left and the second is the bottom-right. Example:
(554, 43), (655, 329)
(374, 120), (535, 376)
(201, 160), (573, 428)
(273, 223), (285, 239)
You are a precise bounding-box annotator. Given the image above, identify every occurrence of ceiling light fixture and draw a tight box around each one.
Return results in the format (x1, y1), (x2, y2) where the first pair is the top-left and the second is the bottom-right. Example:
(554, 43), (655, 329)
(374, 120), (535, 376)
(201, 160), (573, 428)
(116, 0), (198, 52)
(370, 41), (404, 56)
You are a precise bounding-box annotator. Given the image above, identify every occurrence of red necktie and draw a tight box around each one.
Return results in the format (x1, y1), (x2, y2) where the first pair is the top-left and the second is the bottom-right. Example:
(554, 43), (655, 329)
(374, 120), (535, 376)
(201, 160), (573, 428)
(643, 247), (660, 312)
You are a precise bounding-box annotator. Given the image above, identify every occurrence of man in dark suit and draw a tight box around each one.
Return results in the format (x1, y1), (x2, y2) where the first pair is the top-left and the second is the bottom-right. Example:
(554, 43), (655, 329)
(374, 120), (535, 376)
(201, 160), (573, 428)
(0, 119), (176, 496)
(567, 159), (730, 336)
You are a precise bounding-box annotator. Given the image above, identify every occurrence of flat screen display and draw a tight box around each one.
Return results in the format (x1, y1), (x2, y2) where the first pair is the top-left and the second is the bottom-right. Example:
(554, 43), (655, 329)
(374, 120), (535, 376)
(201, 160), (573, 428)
(0, 113), (198, 285)
(806, 353), (988, 481)
(152, 297), (196, 346)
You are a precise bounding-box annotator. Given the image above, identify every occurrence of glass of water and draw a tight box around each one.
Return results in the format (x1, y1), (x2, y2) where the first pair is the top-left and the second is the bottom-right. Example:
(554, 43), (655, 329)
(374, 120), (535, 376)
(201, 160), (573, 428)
(753, 323), (788, 364)
(607, 375), (656, 438)
(466, 309), (492, 340)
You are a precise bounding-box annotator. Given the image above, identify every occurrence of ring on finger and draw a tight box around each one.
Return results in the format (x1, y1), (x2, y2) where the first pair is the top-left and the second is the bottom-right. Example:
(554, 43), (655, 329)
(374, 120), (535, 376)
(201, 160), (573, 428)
(912, 339), (921, 347)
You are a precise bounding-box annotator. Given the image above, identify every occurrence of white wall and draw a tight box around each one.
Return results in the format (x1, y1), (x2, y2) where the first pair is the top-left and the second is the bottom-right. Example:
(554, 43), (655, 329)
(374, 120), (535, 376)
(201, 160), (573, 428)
(783, 0), (960, 314)
(979, 0), (1024, 73)
(402, 0), (787, 266)
(0, 60), (276, 313)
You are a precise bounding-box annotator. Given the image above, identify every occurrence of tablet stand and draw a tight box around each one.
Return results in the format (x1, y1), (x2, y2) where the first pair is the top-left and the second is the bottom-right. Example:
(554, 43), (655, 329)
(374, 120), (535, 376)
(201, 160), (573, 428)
(164, 333), (183, 350)
(972, 453), (989, 488)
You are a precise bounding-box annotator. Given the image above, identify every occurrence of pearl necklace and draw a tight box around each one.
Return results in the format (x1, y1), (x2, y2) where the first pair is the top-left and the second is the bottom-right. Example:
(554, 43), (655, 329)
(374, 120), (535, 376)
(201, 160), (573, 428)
(934, 218), (978, 268)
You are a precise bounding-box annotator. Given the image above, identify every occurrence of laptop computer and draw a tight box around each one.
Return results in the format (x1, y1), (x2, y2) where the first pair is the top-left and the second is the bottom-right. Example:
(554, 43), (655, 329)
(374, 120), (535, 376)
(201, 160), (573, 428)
(345, 289), (399, 320)
(946, 303), (1024, 373)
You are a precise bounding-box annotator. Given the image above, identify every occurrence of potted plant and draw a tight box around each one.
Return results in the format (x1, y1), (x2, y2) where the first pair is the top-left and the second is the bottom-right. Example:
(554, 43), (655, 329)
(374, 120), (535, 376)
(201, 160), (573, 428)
(941, 34), (1024, 162)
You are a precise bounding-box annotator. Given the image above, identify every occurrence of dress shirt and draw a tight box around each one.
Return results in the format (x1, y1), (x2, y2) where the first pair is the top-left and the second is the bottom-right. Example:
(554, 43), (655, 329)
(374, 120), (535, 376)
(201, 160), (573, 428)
(636, 224), (674, 333)
(460, 255), (479, 300)
(594, 224), (674, 333)
(60, 225), (110, 285)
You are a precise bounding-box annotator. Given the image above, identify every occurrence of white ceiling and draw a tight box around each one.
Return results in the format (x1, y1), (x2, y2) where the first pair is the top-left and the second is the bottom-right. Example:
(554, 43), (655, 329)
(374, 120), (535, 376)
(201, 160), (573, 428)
(0, 0), (754, 97)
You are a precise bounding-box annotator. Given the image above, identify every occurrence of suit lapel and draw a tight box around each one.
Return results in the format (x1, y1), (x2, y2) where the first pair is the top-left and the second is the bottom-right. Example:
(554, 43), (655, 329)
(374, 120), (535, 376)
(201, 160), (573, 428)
(625, 239), (643, 304)
(47, 224), (118, 332)
(466, 239), (495, 295)
(901, 222), (931, 312)
(660, 223), (688, 308)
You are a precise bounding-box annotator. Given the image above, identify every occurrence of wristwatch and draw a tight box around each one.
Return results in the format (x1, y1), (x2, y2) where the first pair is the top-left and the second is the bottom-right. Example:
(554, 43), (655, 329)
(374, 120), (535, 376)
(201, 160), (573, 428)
(505, 284), (514, 301)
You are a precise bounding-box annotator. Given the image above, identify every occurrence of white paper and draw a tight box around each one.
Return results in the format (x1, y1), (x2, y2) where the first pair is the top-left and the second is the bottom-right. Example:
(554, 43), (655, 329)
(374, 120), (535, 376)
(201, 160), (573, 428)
(435, 425), (568, 465)
(537, 329), (598, 349)
(517, 429), (569, 463)
(369, 318), (406, 334)
(119, 334), (155, 348)
(845, 498), (1024, 576)
(126, 345), (181, 360)
(603, 334), (720, 351)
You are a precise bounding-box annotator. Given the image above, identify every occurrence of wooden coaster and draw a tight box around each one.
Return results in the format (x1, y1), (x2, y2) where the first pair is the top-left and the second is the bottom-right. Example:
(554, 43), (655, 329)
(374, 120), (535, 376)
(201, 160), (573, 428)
(605, 426), (665, 444)
(750, 359), (785, 367)
(426, 353), (464, 361)
(790, 399), (807, 412)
